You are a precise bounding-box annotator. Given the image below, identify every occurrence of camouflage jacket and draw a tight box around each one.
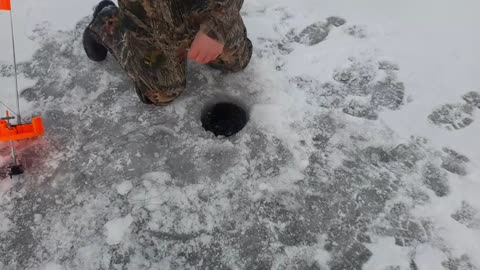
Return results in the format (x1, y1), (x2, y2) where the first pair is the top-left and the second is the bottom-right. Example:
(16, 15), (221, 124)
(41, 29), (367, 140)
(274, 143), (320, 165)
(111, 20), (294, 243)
(117, 0), (245, 47)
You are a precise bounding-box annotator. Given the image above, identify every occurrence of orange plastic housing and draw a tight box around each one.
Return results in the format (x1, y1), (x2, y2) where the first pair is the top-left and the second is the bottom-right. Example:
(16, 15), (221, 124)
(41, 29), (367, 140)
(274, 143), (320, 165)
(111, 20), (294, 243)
(0, 117), (44, 141)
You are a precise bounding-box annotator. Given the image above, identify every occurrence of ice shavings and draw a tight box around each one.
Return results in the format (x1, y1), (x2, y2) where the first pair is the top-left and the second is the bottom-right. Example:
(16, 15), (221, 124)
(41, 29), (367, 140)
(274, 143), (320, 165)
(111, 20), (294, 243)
(1, 0), (480, 268)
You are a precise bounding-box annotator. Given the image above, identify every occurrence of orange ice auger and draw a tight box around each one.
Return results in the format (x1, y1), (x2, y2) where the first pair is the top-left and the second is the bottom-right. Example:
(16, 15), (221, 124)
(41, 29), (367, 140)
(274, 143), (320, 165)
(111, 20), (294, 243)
(0, 0), (11, 11)
(1, 0), (45, 177)
(0, 112), (44, 142)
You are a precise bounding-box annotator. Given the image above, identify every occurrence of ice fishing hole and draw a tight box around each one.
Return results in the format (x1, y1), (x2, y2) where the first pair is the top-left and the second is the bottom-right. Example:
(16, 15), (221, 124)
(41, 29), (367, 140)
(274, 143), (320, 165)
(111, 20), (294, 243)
(201, 102), (249, 137)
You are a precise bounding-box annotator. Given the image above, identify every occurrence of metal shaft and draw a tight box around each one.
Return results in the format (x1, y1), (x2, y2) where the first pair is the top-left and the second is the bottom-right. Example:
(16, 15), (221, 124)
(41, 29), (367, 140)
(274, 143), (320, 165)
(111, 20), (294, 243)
(9, 140), (17, 166)
(9, 9), (21, 125)
(4, 115), (18, 167)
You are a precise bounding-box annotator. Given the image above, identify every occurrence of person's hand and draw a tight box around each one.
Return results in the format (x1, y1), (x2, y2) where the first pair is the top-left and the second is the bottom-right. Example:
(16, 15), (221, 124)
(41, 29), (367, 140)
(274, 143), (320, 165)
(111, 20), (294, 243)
(188, 31), (224, 64)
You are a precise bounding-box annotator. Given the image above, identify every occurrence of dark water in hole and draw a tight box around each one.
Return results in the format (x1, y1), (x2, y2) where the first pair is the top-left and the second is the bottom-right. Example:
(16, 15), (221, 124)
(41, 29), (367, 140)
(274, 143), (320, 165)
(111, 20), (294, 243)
(201, 102), (248, 137)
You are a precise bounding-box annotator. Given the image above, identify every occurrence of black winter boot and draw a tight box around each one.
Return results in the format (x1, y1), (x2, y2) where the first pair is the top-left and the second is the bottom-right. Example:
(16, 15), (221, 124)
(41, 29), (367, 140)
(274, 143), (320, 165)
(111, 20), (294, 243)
(82, 0), (117, 62)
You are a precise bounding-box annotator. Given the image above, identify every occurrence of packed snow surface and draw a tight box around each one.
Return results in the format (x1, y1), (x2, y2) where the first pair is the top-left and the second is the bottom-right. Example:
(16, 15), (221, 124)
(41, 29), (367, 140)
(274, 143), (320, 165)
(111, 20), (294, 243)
(1, 0), (480, 269)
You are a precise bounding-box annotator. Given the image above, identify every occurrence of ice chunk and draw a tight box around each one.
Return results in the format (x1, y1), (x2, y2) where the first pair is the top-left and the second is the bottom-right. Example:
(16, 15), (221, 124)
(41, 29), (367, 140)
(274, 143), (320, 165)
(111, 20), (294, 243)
(104, 214), (134, 245)
(0, 212), (11, 233)
(40, 263), (64, 270)
(116, 181), (133, 195)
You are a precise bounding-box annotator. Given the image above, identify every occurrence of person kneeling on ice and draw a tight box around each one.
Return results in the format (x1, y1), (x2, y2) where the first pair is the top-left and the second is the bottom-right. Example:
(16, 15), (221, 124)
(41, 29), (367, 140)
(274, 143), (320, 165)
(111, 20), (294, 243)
(82, 0), (253, 105)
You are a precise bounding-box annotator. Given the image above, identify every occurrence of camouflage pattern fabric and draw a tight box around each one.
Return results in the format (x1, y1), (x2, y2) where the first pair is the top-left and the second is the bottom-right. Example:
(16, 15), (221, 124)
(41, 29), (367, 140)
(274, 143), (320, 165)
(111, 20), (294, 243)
(88, 0), (253, 105)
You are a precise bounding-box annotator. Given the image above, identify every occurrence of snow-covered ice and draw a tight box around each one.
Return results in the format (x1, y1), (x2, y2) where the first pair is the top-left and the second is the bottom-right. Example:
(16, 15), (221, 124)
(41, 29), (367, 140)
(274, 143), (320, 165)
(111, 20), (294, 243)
(1, 0), (480, 269)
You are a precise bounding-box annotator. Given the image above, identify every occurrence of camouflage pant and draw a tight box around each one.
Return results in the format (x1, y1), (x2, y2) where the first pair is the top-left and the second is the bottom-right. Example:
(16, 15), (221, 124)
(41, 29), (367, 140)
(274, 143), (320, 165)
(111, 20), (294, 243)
(88, 3), (253, 105)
